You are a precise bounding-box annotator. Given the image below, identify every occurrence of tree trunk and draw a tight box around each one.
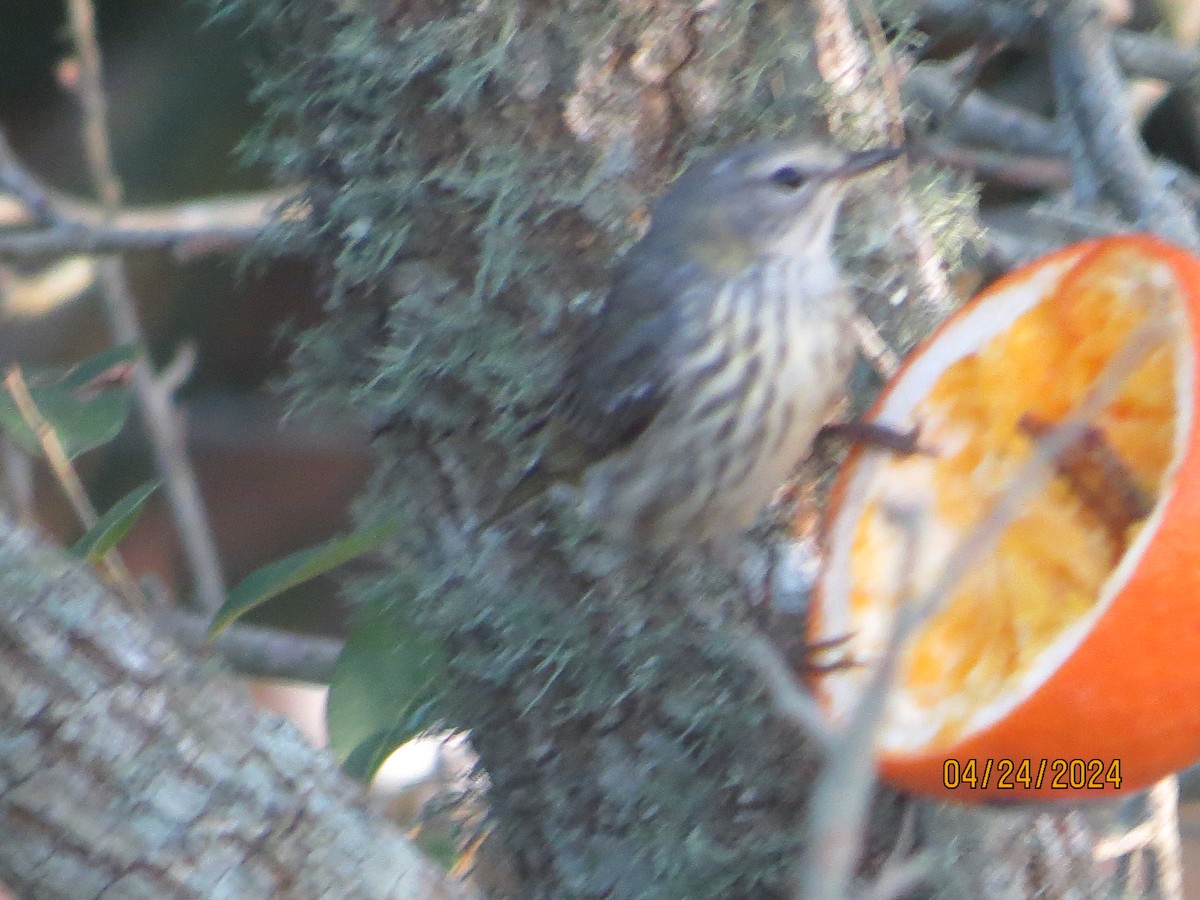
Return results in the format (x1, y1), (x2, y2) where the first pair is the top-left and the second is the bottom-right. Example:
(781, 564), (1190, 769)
(0, 519), (476, 900)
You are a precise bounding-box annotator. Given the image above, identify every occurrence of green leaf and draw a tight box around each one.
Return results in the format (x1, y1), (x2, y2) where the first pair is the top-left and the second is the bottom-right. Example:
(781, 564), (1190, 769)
(207, 521), (397, 638)
(327, 615), (445, 775)
(0, 345), (139, 459)
(60, 344), (141, 390)
(69, 481), (159, 562)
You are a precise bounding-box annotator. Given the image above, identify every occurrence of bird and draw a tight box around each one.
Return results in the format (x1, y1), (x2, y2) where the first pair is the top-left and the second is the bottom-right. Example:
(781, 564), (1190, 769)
(491, 136), (902, 547)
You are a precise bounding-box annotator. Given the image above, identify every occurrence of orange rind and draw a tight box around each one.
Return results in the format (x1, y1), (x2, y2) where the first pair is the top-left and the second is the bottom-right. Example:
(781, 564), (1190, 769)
(810, 236), (1200, 801)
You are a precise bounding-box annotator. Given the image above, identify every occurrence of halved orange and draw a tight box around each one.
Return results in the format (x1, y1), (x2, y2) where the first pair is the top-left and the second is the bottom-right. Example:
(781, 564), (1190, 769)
(809, 235), (1200, 801)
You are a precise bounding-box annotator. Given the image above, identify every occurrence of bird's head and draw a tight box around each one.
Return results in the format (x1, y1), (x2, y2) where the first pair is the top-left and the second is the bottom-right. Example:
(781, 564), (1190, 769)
(641, 137), (902, 276)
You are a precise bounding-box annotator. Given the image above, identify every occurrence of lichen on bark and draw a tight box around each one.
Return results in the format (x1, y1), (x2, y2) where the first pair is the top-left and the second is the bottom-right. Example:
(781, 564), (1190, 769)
(205, 0), (954, 895)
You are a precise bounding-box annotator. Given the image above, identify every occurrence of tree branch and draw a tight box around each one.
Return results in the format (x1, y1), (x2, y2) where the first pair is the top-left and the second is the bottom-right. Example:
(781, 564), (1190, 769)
(0, 517), (478, 899)
(905, 64), (1064, 157)
(0, 191), (300, 260)
(161, 608), (343, 683)
(63, 0), (229, 613)
(1047, 1), (1199, 246)
(917, 0), (1200, 90)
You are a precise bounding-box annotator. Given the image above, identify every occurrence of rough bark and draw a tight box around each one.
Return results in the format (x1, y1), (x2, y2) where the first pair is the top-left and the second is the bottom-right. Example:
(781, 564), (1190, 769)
(197, 0), (1115, 896)
(0, 519), (476, 900)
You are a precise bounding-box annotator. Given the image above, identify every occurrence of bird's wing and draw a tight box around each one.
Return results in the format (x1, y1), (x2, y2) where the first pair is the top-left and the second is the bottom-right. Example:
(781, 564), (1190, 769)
(557, 254), (696, 464)
(484, 255), (696, 525)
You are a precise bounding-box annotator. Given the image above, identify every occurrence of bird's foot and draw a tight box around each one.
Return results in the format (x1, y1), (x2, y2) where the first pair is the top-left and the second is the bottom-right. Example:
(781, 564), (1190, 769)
(816, 420), (935, 457)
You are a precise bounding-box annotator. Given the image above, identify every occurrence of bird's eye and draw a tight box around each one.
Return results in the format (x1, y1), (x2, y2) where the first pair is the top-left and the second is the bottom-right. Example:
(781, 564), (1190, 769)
(769, 165), (806, 190)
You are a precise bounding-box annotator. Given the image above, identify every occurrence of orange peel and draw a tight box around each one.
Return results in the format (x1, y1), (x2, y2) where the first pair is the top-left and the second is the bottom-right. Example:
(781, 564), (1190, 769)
(809, 236), (1200, 801)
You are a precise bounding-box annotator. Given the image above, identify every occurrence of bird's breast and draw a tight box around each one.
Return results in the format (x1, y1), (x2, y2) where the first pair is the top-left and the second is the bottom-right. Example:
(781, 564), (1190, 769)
(580, 257), (854, 544)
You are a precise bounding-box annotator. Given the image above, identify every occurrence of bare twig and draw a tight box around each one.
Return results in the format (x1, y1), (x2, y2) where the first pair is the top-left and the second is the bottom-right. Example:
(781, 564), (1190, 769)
(1094, 819), (1158, 860)
(64, 0), (227, 613)
(728, 624), (836, 749)
(1112, 30), (1200, 89)
(858, 850), (935, 900)
(850, 0), (906, 151)
(905, 65), (1064, 158)
(1092, 777), (1182, 899)
(796, 503), (923, 900)
(921, 137), (1071, 191)
(158, 342), (198, 395)
(159, 608), (343, 683)
(3, 365), (146, 606)
(0, 191), (299, 261)
(918, 316), (1171, 617)
(859, 807), (934, 900)
(0, 109), (299, 263)
(2, 367), (95, 524)
(917, 0), (1200, 90)
(0, 257), (97, 318)
(1149, 777), (1184, 900)
(813, 0), (954, 312)
(1047, 1), (1199, 247)
(907, 64), (1200, 204)
(66, 0), (120, 209)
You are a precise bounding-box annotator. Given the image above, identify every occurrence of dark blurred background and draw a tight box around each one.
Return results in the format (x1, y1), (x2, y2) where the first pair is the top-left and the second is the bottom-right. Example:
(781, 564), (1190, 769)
(0, 0), (373, 631)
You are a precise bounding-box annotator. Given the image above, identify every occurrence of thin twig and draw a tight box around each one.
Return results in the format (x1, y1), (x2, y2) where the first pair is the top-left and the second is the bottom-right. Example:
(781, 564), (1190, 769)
(796, 503), (923, 900)
(918, 316), (1171, 618)
(3, 365), (145, 606)
(0, 257), (97, 318)
(850, 0), (906, 151)
(1094, 820), (1157, 860)
(859, 807), (934, 900)
(905, 65), (1065, 158)
(0, 192), (300, 260)
(1047, 1), (1200, 247)
(918, 0), (1200, 90)
(729, 624), (836, 749)
(1092, 779), (1180, 899)
(64, 0), (227, 613)
(4, 367), (99, 528)
(920, 137), (1071, 191)
(857, 851), (935, 900)
(814, 0), (954, 315)
(1149, 776), (1184, 900)
(158, 343), (197, 396)
(66, 0), (120, 209)
(0, 117), (299, 262)
(906, 64), (1200, 204)
(159, 608), (343, 683)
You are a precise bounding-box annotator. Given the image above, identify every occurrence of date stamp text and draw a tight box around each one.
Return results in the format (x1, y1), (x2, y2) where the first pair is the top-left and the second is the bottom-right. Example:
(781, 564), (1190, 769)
(942, 758), (1122, 791)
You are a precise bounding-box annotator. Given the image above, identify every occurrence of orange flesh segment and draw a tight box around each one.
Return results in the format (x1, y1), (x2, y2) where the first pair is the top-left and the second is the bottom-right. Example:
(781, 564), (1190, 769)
(850, 247), (1180, 749)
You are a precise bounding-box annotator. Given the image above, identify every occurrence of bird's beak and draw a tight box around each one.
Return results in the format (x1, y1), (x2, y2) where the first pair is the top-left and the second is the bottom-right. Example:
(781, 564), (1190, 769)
(827, 145), (904, 180)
